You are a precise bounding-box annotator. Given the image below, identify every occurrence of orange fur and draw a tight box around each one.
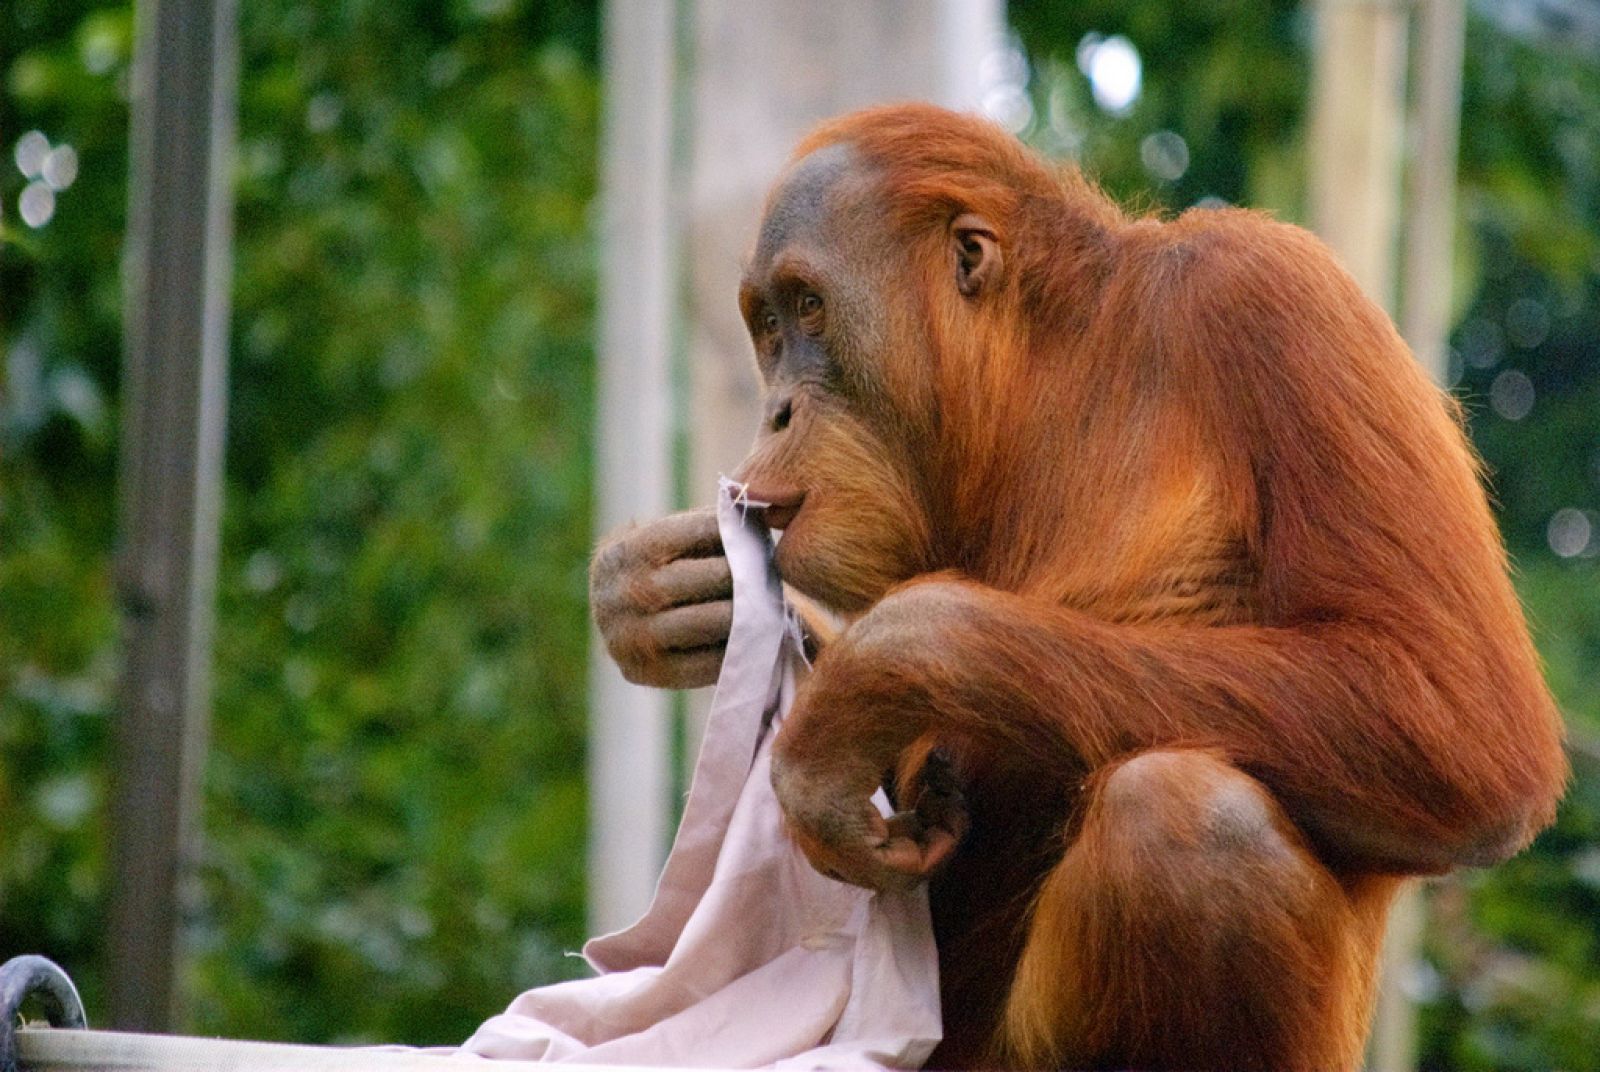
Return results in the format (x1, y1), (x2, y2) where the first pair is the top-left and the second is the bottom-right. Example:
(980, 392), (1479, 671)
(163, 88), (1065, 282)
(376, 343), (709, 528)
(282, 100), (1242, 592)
(736, 104), (1567, 1069)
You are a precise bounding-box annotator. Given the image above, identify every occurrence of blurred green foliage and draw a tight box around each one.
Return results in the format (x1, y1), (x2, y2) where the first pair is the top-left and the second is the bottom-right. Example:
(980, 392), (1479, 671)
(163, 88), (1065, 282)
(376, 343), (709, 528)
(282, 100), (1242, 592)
(2, 0), (1597, 1065)
(199, 1), (603, 1042)
(4, 0), (601, 1046)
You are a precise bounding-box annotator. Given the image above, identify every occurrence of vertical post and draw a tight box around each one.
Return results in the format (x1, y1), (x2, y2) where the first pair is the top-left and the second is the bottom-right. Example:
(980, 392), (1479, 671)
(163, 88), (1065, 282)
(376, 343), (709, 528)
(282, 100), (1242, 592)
(683, 0), (1002, 749)
(1369, 5), (1467, 1072)
(1309, 2), (1412, 1065)
(110, 0), (237, 1032)
(588, 0), (678, 936)
(1400, 0), (1467, 384)
(939, 0), (1005, 109)
(1312, 4), (1468, 1071)
(1307, 0), (1409, 306)
(687, 0), (1003, 528)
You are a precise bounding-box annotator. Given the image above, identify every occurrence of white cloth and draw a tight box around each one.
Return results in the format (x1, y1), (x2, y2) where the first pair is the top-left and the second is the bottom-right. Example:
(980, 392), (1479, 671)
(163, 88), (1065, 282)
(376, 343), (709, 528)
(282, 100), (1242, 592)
(460, 481), (942, 1068)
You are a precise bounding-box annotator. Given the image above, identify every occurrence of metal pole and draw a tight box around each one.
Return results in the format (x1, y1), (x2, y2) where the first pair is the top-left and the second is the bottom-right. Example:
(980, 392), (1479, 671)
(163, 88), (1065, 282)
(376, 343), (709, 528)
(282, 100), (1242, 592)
(109, 0), (237, 1032)
(588, 0), (678, 936)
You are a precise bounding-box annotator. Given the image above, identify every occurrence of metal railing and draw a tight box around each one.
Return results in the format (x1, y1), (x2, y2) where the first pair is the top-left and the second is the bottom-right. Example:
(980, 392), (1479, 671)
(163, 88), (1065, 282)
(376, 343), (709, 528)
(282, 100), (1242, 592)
(11, 1029), (600, 1072)
(0, 956), (648, 1072)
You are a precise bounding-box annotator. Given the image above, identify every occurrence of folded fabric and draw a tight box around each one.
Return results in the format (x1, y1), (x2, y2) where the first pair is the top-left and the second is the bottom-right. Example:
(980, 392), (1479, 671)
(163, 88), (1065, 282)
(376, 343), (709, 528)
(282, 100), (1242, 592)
(460, 480), (942, 1069)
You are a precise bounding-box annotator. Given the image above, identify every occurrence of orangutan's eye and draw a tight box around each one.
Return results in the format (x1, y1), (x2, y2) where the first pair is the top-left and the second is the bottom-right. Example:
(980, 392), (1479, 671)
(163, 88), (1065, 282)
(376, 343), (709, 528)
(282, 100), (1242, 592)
(762, 310), (781, 336)
(797, 292), (824, 334)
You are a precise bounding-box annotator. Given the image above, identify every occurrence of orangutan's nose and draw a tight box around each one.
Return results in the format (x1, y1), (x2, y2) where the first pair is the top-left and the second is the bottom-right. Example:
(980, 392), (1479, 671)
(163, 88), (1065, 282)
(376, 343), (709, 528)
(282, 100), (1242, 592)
(764, 392), (794, 434)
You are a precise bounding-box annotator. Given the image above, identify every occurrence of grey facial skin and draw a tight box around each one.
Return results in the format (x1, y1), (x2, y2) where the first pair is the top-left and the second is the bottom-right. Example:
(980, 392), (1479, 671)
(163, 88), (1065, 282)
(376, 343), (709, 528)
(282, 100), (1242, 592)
(753, 142), (857, 268)
(743, 143), (903, 411)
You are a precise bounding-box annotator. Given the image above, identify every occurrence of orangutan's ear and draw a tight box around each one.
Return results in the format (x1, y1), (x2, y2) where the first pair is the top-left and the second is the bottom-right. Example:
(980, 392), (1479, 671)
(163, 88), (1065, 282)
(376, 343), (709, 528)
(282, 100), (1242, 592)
(952, 214), (1003, 298)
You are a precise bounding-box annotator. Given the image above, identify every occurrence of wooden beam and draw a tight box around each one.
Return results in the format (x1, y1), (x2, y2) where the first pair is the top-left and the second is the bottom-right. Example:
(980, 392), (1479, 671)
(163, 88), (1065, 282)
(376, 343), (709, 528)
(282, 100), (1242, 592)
(588, 0), (679, 936)
(109, 0), (238, 1033)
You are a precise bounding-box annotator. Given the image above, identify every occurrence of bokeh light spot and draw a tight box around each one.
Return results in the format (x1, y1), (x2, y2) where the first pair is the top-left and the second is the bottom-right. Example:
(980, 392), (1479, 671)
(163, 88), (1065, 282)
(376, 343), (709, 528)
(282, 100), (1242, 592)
(19, 181), (56, 227)
(306, 92), (342, 134)
(1547, 508), (1594, 558)
(244, 550), (284, 593)
(983, 85), (1035, 134)
(14, 130), (49, 178)
(42, 145), (78, 190)
(1079, 34), (1142, 115)
(50, 366), (104, 430)
(80, 23), (121, 75)
(1140, 130), (1189, 182)
(1489, 368), (1535, 421)
(1505, 297), (1551, 350)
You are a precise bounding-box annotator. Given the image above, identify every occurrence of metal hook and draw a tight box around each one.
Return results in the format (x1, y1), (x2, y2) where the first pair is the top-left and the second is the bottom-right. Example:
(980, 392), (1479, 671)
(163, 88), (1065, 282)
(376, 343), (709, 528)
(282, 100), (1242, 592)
(0, 956), (87, 1072)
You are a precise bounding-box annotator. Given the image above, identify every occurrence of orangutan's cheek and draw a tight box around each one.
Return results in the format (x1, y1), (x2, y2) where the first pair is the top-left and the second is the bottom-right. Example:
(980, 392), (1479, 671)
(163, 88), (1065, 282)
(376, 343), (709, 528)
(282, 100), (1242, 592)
(771, 498), (926, 614)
